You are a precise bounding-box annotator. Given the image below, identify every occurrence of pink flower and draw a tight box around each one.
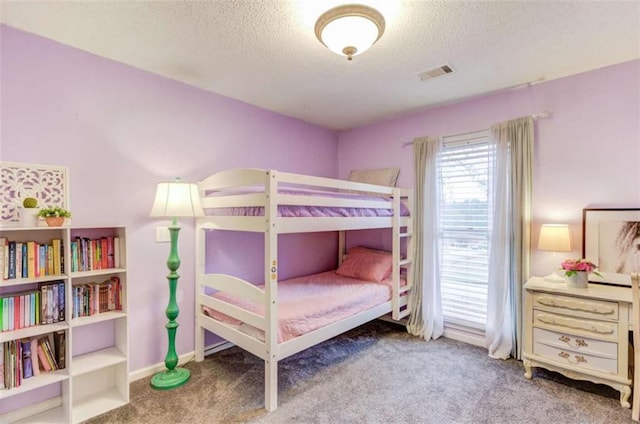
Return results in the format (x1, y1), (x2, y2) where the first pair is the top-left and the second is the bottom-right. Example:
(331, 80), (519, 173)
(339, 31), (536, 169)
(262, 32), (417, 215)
(561, 258), (600, 277)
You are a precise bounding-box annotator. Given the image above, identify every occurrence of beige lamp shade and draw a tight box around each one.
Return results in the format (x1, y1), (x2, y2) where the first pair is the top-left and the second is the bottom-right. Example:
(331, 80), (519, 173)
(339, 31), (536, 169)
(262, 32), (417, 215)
(149, 179), (204, 218)
(538, 224), (572, 252)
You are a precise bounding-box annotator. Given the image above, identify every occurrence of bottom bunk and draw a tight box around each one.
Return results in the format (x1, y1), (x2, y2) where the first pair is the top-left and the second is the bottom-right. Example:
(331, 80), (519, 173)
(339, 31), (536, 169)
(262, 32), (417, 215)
(195, 248), (410, 411)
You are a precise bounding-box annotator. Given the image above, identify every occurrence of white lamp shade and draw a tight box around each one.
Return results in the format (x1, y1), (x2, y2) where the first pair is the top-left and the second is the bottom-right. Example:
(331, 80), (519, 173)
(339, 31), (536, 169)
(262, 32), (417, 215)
(320, 15), (380, 58)
(538, 224), (572, 252)
(149, 180), (204, 218)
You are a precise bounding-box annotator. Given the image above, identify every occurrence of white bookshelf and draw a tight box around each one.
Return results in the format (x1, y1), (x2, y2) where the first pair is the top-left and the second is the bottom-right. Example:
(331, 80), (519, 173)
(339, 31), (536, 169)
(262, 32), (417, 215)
(0, 225), (129, 423)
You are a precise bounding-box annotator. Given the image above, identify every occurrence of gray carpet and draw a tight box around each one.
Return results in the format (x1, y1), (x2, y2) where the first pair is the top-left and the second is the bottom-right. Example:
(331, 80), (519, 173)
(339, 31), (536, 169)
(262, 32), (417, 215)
(87, 321), (634, 423)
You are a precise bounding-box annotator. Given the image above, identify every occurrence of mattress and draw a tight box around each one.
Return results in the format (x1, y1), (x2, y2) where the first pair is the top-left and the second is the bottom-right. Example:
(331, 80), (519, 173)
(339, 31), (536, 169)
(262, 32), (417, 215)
(204, 187), (410, 218)
(202, 270), (396, 343)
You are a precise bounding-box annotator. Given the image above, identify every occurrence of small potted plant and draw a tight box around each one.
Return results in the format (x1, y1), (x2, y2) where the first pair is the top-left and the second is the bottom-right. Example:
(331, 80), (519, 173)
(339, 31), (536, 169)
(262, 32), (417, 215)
(38, 206), (72, 227)
(561, 258), (601, 288)
(19, 197), (40, 227)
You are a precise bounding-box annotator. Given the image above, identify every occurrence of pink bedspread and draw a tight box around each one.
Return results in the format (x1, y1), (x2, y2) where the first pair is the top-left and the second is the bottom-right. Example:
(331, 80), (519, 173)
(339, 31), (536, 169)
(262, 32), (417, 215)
(202, 270), (396, 343)
(205, 187), (410, 218)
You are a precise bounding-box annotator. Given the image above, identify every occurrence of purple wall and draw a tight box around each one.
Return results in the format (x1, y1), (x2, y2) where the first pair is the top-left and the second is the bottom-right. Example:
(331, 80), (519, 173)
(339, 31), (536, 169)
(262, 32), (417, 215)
(338, 60), (640, 277)
(0, 24), (339, 385)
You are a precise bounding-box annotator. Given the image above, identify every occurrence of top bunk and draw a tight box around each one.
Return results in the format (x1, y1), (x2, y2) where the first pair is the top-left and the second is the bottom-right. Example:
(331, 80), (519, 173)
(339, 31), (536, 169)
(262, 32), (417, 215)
(196, 168), (413, 234)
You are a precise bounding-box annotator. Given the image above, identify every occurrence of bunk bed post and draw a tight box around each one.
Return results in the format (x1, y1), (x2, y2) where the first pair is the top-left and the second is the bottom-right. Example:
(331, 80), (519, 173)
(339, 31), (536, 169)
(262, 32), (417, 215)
(195, 218), (205, 362)
(391, 188), (401, 320)
(264, 170), (279, 411)
(338, 230), (346, 266)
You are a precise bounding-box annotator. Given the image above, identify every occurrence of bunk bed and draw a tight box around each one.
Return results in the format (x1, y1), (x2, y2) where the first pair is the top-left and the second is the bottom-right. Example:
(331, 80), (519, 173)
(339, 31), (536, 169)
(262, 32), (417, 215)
(194, 168), (414, 411)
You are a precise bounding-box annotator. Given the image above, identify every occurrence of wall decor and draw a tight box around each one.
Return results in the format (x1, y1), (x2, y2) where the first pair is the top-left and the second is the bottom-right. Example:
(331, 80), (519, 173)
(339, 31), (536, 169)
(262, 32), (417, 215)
(0, 161), (69, 227)
(583, 206), (640, 286)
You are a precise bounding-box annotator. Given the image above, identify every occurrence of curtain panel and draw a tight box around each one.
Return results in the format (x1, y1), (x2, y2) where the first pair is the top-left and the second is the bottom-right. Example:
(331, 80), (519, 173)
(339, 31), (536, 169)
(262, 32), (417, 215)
(407, 136), (444, 340)
(486, 116), (533, 359)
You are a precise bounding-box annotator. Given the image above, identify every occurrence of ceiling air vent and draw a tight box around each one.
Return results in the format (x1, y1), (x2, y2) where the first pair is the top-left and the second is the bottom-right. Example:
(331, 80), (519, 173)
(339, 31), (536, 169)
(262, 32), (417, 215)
(418, 64), (454, 81)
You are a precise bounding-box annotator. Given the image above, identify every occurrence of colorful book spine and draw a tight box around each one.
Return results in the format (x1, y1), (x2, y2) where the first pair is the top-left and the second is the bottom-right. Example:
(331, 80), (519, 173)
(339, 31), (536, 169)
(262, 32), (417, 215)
(0, 237), (6, 280)
(21, 339), (33, 378)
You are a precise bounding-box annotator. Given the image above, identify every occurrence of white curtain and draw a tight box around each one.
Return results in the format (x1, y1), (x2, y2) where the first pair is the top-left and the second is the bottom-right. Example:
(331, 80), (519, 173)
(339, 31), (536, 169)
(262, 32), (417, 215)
(486, 117), (533, 359)
(407, 136), (444, 340)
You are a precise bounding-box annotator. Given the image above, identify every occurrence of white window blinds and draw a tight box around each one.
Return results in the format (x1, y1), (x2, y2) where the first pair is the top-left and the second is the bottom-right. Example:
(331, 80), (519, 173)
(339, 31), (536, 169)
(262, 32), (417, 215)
(438, 131), (490, 330)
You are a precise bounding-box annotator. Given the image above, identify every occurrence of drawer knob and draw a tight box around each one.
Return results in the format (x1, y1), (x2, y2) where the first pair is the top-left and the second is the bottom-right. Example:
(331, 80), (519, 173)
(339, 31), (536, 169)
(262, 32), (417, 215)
(558, 351), (588, 364)
(558, 335), (589, 349)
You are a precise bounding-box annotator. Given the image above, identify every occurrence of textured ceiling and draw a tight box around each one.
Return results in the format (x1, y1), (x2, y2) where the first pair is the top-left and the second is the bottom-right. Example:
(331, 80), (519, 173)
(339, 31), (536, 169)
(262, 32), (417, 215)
(1, 1), (639, 130)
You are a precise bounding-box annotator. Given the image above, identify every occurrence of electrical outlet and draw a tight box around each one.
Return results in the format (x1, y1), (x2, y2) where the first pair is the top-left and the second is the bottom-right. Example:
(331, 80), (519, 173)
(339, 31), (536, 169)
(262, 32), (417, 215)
(156, 226), (171, 243)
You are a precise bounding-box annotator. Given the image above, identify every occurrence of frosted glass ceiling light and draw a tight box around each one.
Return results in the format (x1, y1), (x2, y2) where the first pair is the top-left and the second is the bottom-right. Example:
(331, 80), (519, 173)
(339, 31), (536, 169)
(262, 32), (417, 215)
(315, 4), (385, 61)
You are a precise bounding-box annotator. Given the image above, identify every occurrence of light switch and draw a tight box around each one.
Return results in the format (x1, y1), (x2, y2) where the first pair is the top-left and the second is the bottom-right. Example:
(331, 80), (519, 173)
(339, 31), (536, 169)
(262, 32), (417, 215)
(156, 226), (171, 243)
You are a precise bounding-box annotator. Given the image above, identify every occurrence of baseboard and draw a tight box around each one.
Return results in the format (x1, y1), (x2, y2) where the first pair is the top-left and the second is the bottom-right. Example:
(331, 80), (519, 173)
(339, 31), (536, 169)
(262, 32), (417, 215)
(129, 341), (234, 382)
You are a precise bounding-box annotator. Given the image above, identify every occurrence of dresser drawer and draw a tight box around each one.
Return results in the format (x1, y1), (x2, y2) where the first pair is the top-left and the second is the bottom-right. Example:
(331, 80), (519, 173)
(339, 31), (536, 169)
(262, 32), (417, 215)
(533, 327), (617, 359)
(533, 292), (618, 320)
(533, 310), (618, 341)
(533, 339), (618, 374)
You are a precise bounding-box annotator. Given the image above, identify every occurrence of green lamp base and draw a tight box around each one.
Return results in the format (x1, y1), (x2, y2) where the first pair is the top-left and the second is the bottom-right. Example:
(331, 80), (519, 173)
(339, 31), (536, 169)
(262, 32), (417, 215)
(150, 367), (191, 390)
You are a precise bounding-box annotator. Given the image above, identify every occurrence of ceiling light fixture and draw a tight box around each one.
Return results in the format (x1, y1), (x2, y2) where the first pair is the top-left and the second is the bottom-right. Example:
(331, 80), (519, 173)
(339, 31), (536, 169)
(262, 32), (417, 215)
(315, 4), (385, 61)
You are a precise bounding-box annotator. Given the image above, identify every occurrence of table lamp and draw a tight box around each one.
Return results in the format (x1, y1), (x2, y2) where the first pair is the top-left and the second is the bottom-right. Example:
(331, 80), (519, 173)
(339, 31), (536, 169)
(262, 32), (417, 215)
(538, 224), (572, 283)
(149, 177), (203, 390)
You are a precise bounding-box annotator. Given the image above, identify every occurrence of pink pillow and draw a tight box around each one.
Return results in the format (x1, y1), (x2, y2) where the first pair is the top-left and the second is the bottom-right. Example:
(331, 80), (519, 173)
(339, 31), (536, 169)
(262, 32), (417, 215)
(335, 246), (393, 282)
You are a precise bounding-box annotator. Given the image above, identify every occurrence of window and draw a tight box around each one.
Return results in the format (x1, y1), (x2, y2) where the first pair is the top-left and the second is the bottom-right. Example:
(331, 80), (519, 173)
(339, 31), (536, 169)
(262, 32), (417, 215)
(438, 130), (490, 331)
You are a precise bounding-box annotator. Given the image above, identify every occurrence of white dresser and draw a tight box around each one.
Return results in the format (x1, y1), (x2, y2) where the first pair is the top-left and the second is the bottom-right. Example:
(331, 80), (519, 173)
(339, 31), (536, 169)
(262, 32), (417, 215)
(523, 276), (632, 407)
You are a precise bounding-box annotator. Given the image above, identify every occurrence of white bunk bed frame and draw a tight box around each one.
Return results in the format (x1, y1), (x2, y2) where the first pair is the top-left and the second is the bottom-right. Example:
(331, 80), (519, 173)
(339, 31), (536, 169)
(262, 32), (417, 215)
(194, 168), (413, 411)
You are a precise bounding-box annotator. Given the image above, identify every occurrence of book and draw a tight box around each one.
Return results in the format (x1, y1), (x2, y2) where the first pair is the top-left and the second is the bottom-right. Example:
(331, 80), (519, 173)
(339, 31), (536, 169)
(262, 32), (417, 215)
(26, 241), (36, 278)
(36, 340), (52, 372)
(8, 241), (16, 279)
(114, 237), (121, 268)
(14, 294), (20, 330)
(21, 242), (28, 278)
(15, 339), (22, 387)
(0, 341), (4, 389)
(47, 244), (54, 276)
(58, 282), (65, 322)
(101, 237), (108, 269)
(23, 293), (29, 328)
(30, 337), (40, 376)
(106, 236), (115, 268)
(7, 297), (14, 331)
(41, 284), (54, 325)
(0, 236), (6, 280)
(21, 339), (33, 378)
(30, 292), (36, 327)
(15, 242), (23, 279)
(51, 283), (58, 323)
(42, 336), (58, 370)
(52, 238), (62, 275)
(53, 331), (66, 369)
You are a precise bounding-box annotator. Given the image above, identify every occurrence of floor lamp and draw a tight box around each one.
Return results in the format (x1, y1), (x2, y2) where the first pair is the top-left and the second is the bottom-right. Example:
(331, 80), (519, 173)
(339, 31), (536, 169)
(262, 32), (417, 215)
(538, 223), (572, 283)
(149, 178), (203, 390)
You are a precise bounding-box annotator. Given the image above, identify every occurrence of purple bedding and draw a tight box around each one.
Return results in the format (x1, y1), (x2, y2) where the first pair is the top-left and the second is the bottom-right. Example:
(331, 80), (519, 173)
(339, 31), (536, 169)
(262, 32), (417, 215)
(205, 187), (410, 218)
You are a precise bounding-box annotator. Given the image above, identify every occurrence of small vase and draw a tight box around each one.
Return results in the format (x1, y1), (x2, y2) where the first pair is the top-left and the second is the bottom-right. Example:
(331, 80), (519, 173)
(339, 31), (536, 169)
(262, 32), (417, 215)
(19, 207), (40, 227)
(45, 216), (65, 227)
(565, 271), (589, 288)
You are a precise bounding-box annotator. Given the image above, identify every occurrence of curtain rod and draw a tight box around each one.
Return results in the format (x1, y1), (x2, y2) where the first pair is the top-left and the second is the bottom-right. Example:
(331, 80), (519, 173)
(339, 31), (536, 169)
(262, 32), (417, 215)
(400, 111), (550, 146)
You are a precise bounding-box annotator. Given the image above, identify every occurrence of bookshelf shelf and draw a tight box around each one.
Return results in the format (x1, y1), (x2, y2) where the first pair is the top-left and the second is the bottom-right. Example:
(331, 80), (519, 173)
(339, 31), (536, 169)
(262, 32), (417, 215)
(0, 322), (68, 343)
(13, 405), (66, 424)
(72, 346), (126, 376)
(70, 311), (127, 328)
(72, 387), (127, 424)
(0, 369), (68, 400)
(0, 274), (69, 288)
(0, 225), (129, 423)
(70, 268), (126, 279)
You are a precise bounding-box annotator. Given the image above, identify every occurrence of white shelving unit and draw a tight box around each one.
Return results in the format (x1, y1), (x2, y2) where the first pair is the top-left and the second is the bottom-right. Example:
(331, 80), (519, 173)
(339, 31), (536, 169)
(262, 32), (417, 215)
(0, 225), (129, 424)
